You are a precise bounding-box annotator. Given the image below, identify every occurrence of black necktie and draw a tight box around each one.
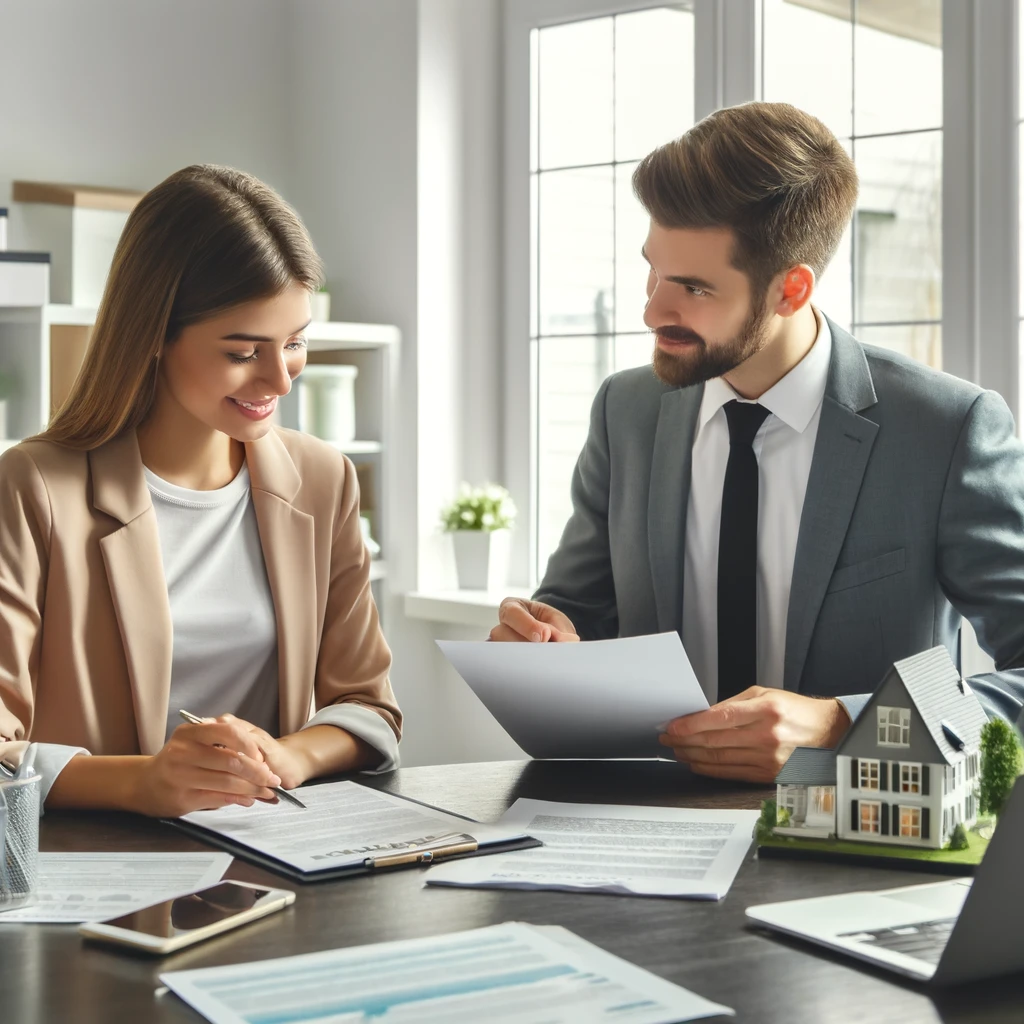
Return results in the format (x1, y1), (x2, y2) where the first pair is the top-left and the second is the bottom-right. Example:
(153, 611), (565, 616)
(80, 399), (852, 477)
(717, 400), (770, 702)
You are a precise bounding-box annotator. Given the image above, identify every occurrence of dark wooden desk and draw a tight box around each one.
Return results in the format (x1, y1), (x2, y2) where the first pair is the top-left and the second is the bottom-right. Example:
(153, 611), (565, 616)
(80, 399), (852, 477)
(2, 760), (1020, 1023)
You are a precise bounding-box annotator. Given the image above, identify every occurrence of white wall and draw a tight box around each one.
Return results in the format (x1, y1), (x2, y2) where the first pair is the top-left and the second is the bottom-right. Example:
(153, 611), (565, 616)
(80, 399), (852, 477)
(0, 0), (293, 209)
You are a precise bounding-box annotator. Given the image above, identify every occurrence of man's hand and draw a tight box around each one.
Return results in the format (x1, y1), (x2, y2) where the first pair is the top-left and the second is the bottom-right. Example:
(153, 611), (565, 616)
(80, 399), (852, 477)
(489, 598), (579, 643)
(659, 687), (852, 783)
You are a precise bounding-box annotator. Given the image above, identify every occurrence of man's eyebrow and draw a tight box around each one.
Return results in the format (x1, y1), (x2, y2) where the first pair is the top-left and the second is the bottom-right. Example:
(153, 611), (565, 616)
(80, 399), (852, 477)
(640, 248), (715, 291)
(221, 320), (312, 342)
(665, 274), (716, 291)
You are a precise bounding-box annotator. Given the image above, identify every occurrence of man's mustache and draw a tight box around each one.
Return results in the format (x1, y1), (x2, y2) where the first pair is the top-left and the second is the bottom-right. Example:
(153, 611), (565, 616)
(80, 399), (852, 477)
(652, 325), (705, 346)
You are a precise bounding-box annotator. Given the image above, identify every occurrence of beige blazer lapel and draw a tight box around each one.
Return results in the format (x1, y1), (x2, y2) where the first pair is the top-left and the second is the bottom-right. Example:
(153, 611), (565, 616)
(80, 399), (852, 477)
(91, 432), (173, 755)
(246, 431), (318, 735)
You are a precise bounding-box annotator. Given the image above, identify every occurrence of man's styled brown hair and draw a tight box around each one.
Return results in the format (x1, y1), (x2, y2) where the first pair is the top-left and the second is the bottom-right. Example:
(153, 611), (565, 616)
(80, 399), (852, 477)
(632, 101), (858, 297)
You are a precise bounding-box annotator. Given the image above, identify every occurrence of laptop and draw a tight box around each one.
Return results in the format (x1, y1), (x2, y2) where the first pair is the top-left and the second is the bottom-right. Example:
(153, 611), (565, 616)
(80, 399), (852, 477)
(745, 776), (1024, 985)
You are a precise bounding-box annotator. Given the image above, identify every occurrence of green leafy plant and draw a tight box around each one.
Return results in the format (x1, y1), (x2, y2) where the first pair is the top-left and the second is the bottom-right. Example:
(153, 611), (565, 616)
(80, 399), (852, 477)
(755, 798), (778, 842)
(947, 822), (969, 851)
(979, 718), (1023, 818)
(441, 484), (517, 532)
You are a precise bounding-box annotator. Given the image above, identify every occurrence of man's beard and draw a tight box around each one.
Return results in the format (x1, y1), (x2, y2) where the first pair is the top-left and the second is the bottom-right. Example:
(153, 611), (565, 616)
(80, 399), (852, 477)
(651, 294), (771, 388)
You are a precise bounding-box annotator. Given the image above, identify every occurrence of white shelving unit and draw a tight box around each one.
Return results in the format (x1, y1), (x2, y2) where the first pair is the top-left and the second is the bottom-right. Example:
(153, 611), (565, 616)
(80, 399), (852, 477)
(0, 308), (398, 601)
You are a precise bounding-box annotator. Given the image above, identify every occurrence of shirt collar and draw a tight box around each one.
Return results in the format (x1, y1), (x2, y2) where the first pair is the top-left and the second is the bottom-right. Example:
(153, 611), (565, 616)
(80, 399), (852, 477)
(696, 307), (832, 437)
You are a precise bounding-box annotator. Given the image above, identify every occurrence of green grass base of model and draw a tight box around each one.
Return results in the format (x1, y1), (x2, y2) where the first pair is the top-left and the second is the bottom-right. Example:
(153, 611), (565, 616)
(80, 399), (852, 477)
(757, 827), (989, 872)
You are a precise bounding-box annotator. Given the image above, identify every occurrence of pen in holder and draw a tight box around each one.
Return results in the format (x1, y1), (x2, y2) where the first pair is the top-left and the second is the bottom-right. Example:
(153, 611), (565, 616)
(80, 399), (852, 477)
(0, 750), (42, 913)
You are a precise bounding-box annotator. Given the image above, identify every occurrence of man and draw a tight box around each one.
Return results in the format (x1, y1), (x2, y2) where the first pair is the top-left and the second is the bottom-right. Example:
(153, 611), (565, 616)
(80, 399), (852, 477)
(491, 101), (1024, 783)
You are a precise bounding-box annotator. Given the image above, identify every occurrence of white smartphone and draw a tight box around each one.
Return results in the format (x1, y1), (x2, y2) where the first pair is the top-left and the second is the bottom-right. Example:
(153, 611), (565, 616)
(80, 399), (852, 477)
(78, 880), (295, 955)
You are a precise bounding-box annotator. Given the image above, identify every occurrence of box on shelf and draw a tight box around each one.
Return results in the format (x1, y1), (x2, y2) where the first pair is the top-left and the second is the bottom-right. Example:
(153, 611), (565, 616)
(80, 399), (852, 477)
(0, 252), (50, 307)
(11, 181), (143, 307)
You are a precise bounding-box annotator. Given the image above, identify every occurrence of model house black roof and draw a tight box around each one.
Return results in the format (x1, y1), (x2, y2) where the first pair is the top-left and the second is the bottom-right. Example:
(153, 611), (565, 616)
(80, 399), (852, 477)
(775, 746), (837, 786)
(841, 645), (988, 765)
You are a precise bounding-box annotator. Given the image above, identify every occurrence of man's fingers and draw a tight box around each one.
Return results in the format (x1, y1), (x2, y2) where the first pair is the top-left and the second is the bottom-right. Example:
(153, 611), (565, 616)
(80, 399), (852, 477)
(498, 599), (550, 642)
(665, 699), (766, 739)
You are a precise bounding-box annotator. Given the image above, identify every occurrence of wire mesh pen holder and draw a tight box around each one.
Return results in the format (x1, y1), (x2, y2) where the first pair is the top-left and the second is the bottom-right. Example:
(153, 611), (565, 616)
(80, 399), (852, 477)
(0, 775), (41, 911)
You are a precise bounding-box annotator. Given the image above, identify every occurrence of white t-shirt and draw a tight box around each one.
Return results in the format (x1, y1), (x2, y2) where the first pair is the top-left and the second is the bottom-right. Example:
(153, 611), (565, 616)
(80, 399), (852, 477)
(144, 464), (280, 742)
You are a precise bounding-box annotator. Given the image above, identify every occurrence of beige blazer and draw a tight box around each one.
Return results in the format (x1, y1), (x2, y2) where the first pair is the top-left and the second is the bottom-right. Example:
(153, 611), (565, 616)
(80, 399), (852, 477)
(0, 427), (401, 760)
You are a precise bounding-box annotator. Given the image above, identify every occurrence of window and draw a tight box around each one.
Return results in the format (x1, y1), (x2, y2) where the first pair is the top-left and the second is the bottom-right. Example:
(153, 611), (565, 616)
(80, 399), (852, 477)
(529, 5), (695, 577)
(762, 0), (943, 368)
(811, 787), (834, 815)
(859, 759), (879, 791)
(779, 786), (800, 816)
(860, 801), (881, 833)
(877, 706), (911, 746)
(899, 806), (922, 839)
(900, 764), (921, 794)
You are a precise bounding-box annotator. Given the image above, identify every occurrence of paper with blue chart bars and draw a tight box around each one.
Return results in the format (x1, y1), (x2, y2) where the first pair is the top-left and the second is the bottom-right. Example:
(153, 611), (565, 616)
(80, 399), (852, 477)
(436, 632), (709, 759)
(160, 921), (732, 1023)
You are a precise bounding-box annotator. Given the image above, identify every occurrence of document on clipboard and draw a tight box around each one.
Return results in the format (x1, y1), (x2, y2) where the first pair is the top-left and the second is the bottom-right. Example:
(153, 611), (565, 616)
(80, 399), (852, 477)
(170, 781), (539, 882)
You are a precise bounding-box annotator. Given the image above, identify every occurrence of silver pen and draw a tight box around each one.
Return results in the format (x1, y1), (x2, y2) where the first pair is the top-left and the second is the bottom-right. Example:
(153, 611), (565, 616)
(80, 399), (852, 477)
(177, 710), (307, 809)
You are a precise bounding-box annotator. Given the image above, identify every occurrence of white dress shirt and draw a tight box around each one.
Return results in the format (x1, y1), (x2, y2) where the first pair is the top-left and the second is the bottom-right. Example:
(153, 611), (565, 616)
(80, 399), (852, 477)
(682, 310), (832, 703)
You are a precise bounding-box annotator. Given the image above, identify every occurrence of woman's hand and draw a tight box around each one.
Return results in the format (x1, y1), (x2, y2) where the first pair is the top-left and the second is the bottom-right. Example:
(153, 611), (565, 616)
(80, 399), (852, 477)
(232, 717), (311, 791)
(132, 717), (283, 817)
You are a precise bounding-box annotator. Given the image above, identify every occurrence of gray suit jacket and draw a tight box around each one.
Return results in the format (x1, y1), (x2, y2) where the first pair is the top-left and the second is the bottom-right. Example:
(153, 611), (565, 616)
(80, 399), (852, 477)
(535, 320), (1024, 728)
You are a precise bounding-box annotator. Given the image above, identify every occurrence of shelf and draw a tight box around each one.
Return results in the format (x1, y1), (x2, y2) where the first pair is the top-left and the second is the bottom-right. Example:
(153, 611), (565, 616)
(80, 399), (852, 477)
(404, 587), (534, 629)
(45, 304), (98, 326)
(326, 439), (382, 455)
(305, 321), (399, 351)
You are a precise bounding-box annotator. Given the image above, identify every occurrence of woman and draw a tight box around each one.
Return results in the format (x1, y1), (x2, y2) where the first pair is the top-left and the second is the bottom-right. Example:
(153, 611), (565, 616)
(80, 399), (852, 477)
(0, 165), (401, 816)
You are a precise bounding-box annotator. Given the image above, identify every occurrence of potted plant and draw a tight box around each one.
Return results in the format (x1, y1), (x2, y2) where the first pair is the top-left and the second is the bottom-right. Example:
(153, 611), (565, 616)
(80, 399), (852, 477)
(0, 369), (16, 440)
(441, 483), (517, 590)
(309, 283), (331, 323)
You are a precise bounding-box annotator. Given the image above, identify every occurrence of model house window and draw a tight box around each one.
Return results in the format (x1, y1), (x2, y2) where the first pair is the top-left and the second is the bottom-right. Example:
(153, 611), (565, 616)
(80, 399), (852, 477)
(810, 787), (834, 815)
(899, 806), (922, 839)
(860, 801), (881, 833)
(762, 0), (942, 368)
(859, 759), (880, 790)
(900, 764), (921, 794)
(528, 6), (696, 577)
(779, 787), (799, 816)
(877, 706), (911, 746)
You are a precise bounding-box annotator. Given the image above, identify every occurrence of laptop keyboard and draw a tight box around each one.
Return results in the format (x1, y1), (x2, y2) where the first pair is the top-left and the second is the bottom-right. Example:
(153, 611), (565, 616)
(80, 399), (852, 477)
(838, 918), (956, 965)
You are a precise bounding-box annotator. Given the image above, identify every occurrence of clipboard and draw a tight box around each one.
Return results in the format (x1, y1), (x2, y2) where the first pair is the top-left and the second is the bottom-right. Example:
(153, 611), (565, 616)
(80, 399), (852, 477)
(165, 788), (542, 883)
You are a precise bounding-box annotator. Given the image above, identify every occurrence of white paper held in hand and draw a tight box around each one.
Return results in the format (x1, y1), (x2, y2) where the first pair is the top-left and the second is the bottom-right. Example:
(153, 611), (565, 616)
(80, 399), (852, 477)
(436, 631), (708, 759)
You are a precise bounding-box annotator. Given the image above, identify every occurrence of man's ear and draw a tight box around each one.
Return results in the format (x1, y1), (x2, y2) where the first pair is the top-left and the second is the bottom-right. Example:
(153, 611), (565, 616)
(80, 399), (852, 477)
(773, 264), (816, 317)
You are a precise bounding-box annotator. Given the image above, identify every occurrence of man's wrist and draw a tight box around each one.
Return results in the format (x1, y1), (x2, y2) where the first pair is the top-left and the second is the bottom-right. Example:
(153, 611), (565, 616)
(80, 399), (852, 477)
(827, 697), (852, 746)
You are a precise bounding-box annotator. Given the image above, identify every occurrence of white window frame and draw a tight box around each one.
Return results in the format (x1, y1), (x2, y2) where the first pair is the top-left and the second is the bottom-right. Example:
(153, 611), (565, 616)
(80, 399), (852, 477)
(859, 759), (880, 791)
(900, 763), (922, 794)
(503, 0), (1020, 587)
(860, 800), (881, 833)
(877, 706), (911, 747)
(899, 806), (922, 838)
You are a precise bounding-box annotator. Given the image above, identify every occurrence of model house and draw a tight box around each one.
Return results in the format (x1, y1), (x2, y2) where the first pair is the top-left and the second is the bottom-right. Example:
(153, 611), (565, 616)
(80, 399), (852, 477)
(775, 646), (988, 849)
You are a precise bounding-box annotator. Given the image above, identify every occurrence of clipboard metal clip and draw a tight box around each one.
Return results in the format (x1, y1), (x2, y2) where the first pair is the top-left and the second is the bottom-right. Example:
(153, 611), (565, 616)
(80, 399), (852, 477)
(365, 832), (478, 869)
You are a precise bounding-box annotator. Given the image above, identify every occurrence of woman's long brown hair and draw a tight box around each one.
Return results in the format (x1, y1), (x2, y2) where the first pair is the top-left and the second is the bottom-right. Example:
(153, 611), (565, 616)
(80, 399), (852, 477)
(42, 164), (323, 450)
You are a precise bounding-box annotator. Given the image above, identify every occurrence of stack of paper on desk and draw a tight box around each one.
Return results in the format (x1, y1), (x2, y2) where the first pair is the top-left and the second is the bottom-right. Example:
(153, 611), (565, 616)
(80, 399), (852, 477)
(436, 631), (709, 759)
(173, 780), (537, 881)
(161, 921), (733, 1023)
(427, 800), (759, 900)
(0, 852), (232, 923)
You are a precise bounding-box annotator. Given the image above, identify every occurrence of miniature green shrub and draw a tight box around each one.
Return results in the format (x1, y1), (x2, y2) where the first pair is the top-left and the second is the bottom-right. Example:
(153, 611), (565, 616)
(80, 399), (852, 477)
(777, 807), (791, 827)
(979, 719), (1023, 818)
(947, 823), (969, 851)
(755, 799), (778, 842)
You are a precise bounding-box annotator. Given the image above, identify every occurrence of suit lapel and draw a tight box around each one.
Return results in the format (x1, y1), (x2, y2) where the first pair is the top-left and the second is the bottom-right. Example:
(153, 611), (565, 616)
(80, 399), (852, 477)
(784, 322), (879, 692)
(246, 431), (318, 735)
(92, 433), (173, 755)
(648, 386), (702, 634)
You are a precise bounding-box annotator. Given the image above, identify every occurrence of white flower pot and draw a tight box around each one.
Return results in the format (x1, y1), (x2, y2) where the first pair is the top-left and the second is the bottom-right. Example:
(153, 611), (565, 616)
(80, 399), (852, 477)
(309, 291), (331, 322)
(451, 529), (511, 591)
